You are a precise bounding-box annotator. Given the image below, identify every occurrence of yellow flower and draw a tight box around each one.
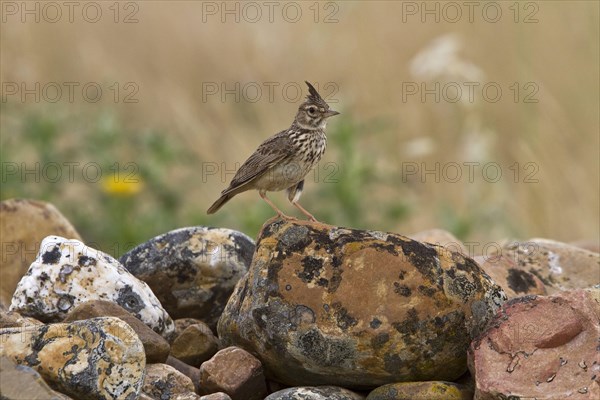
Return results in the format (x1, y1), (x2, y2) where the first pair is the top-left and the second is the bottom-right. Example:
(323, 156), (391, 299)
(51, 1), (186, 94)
(101, 175), (144, 196)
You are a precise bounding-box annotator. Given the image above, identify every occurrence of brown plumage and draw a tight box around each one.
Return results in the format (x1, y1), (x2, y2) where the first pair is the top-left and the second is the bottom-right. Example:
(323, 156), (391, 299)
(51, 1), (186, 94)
(207, 81), (339, 221)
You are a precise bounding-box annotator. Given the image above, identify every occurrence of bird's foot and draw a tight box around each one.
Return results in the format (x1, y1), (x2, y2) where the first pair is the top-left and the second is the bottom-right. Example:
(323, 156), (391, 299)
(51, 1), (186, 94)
(291, 201), (319, 223)
(299, 209), (318, 222)
(298, 211), (319, 223)
(279, 213), (299, 221)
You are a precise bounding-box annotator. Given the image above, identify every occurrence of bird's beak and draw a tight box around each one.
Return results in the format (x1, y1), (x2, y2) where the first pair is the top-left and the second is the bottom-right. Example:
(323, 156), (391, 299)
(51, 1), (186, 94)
(324, 110), (340, 118)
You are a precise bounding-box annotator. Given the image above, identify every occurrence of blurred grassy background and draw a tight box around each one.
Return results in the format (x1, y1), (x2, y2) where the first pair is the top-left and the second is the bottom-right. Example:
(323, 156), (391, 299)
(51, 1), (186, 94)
(1, 1), (598, 258)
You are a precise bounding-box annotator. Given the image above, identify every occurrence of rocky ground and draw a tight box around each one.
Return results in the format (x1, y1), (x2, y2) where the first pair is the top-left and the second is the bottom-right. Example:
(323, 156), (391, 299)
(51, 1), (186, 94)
(1, 198), (598, 400)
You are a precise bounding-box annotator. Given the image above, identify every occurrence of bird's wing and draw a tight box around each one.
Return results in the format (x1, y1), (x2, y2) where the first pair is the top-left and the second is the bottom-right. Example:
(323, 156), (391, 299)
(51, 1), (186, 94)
(222, 130), (292, 194)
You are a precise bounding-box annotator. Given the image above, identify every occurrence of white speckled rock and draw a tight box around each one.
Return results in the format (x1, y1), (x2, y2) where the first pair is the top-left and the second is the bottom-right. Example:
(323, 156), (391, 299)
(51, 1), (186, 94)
(119, 227), (255, 328)
(0, 317), (145, 400)
(9, 236), (174, 339)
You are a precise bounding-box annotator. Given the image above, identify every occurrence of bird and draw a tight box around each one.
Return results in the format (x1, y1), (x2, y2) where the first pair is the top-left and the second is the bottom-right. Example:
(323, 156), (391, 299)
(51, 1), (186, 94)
(207, 81), (339, 222)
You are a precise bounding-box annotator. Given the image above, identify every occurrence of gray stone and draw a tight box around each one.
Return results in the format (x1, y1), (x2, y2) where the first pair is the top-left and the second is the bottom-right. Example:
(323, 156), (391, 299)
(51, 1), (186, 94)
(120, 227), (254, 328)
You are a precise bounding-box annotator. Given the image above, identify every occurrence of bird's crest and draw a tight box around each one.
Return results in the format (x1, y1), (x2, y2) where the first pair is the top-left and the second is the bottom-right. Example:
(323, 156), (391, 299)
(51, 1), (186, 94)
(305, 81), (328, 107)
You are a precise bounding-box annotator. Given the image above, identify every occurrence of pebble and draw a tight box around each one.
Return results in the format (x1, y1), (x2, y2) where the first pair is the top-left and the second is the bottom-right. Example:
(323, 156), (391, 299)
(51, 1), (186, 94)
(199, 346), (267, 400)
(142, 363), (196, 399)
(171, 322), (220, 367)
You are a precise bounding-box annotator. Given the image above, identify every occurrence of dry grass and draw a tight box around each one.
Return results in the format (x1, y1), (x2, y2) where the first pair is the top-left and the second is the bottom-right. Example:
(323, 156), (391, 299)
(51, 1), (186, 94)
(1, 1), (598, 252)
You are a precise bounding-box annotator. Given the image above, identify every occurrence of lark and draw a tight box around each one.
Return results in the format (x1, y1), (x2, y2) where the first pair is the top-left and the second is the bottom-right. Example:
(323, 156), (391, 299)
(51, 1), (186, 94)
(207, 81), (339, 221)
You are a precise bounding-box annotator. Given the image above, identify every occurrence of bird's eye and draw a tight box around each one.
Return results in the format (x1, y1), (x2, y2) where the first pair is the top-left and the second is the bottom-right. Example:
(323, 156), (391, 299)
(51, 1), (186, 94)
(307, 107), (317, 115)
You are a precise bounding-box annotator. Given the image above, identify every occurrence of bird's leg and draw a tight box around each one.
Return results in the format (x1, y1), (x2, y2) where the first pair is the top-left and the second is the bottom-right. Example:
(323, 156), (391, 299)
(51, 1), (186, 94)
(291, 201), (319, 222)
(286, 180), (318, 222)
(259, 190), (295, 220)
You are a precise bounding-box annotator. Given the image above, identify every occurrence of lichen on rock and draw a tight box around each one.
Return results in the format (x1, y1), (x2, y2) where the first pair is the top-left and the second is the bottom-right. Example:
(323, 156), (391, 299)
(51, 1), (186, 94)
(120, 227), (255, 328)
(218, 220), (506, 389)
(0, 317), (146, 399)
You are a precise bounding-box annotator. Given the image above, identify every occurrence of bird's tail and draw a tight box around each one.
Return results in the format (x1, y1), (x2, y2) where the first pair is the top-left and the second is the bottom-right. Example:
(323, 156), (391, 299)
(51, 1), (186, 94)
(207, 193), (234, 214)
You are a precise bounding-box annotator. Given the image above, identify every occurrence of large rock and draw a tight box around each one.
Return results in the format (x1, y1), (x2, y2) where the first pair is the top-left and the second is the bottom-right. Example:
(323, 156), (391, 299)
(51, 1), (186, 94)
(0, 356), (73, 400)
(9, 236), (175, 339)
(0, 317), (146, 399)
(468, 288), (600, 399)
(218, 220), (506, 389)
(120, 227), (254, 328)
(493, 239), (599, 293)
(0, 199), (82, 305)
(64, 300), (171, 363)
